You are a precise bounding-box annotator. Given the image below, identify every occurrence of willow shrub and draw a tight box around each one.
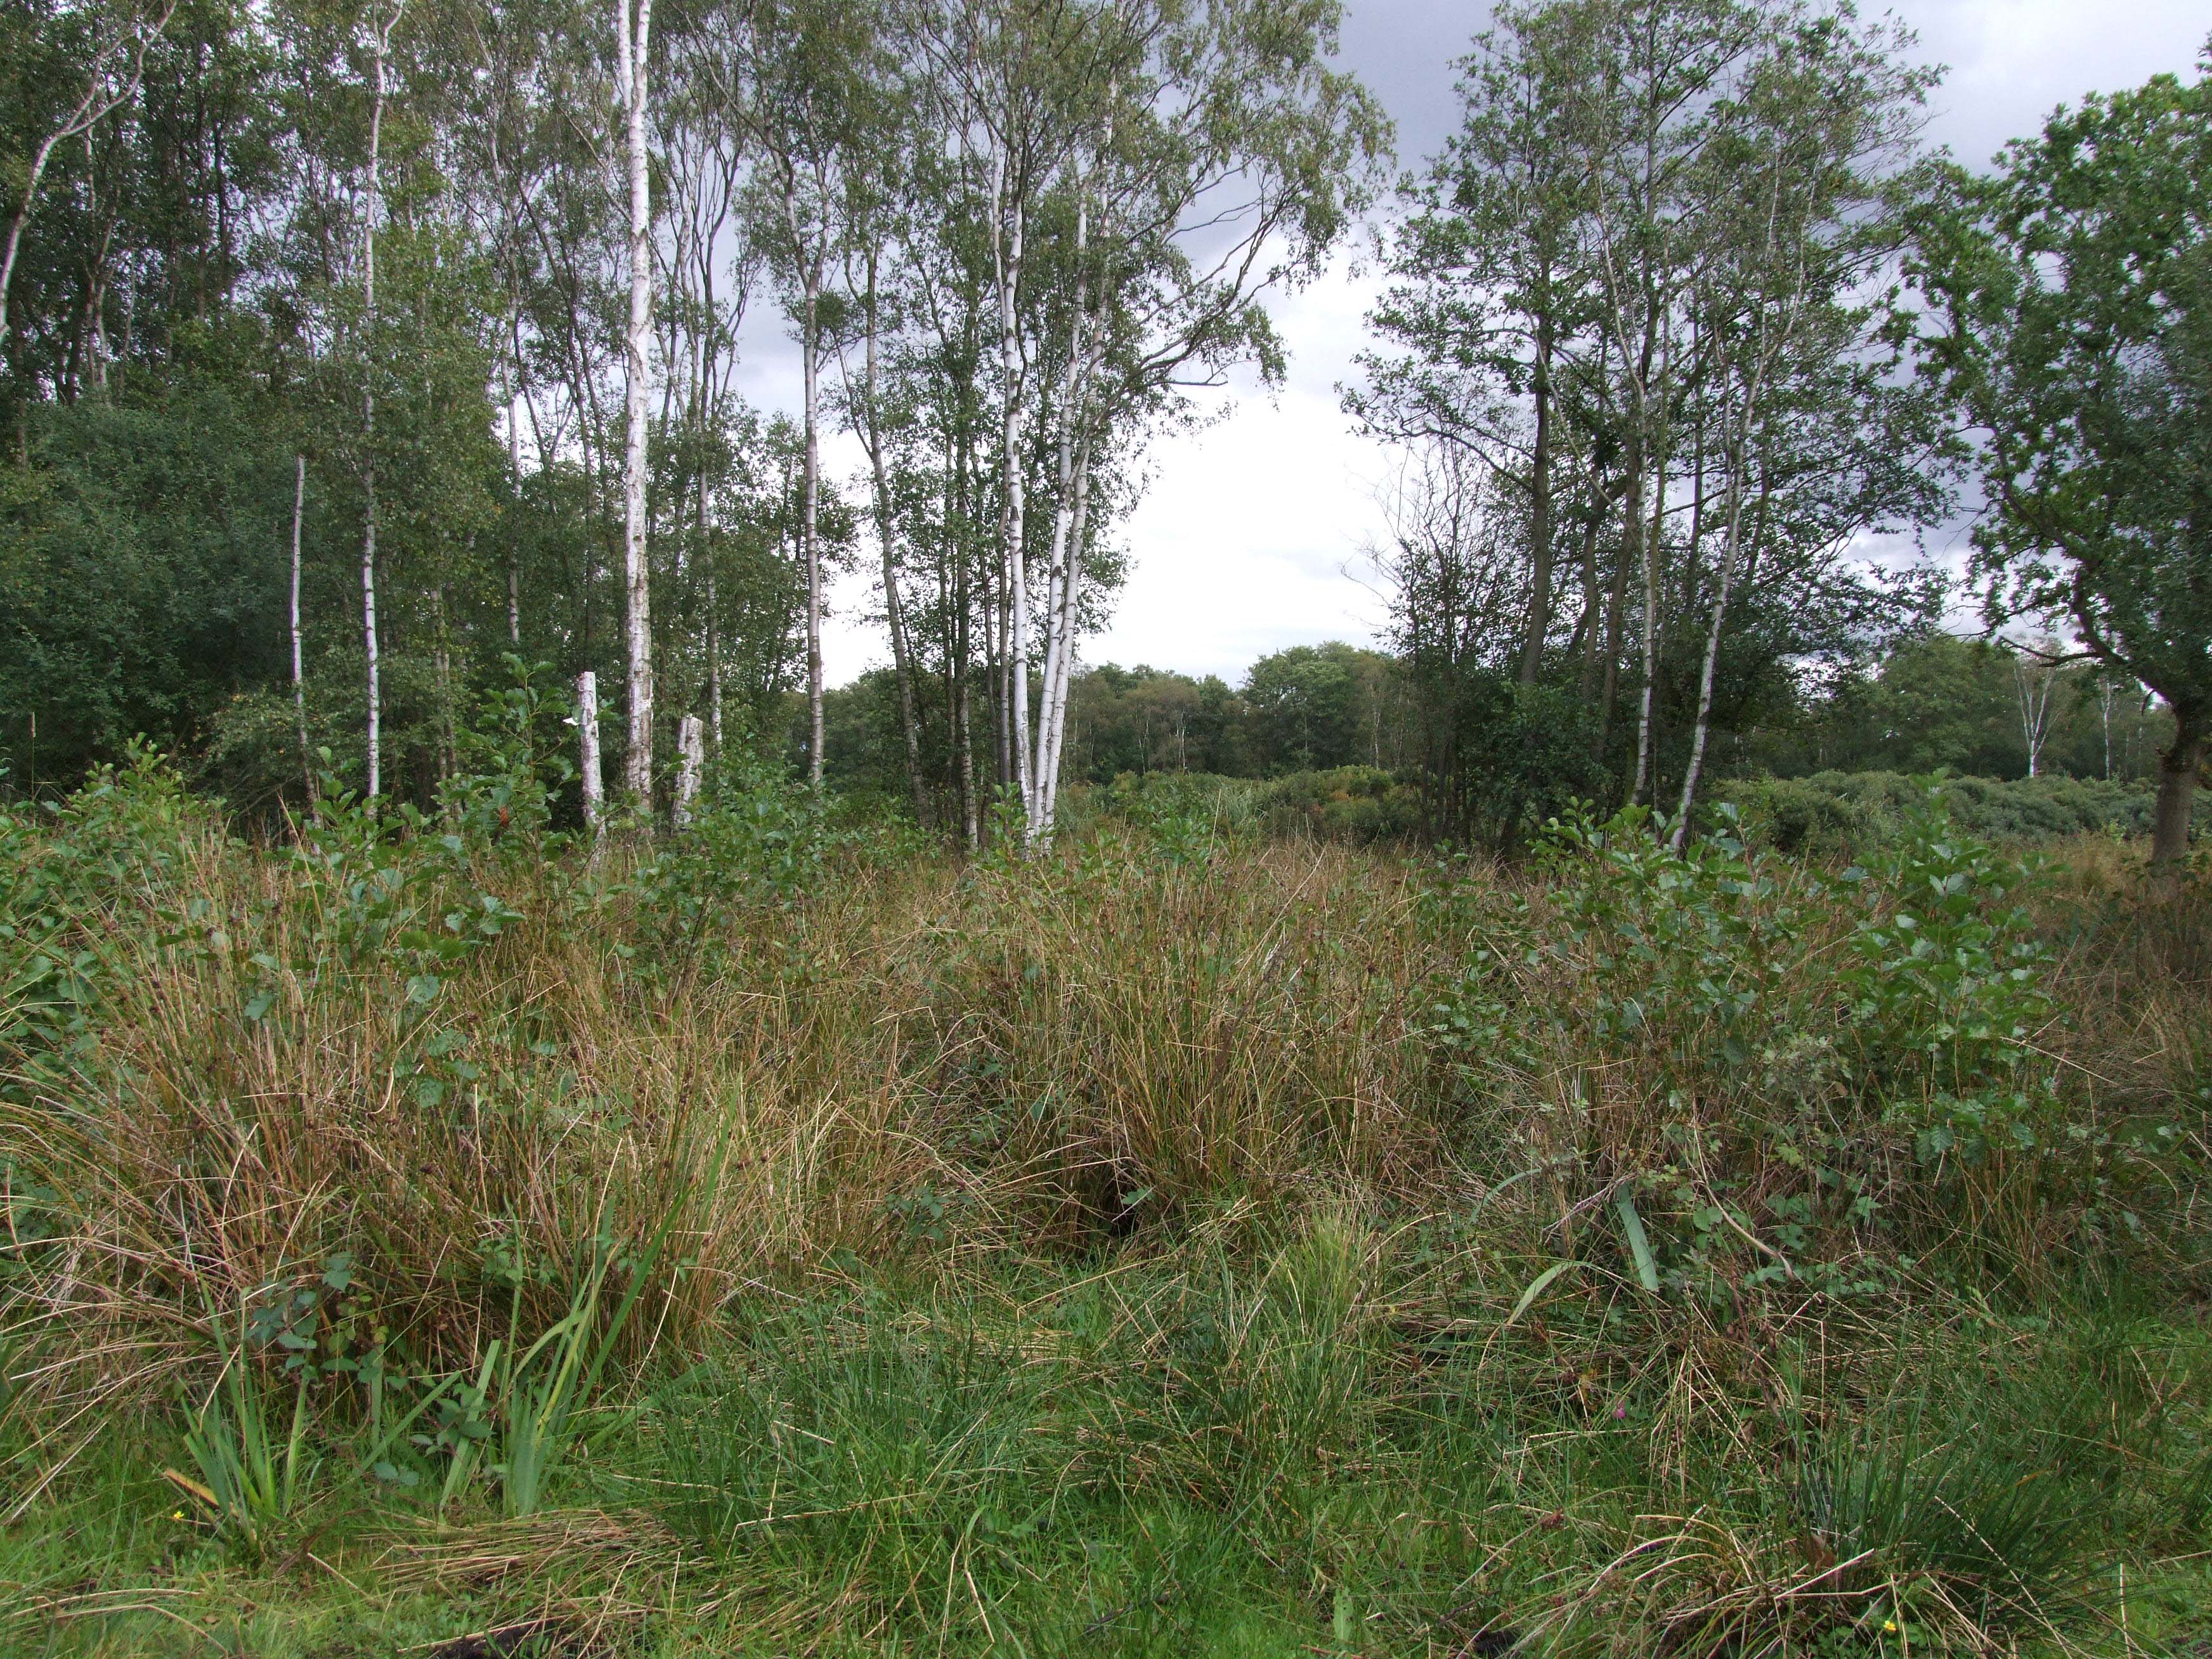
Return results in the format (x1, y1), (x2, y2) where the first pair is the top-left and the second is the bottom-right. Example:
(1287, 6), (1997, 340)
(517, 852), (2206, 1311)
(1421, 795), (2173, 1292)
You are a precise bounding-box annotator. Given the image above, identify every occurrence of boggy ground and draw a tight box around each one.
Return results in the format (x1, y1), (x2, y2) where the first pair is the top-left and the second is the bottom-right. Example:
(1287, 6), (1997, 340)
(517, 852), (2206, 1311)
(1, 760), (2207, 1656)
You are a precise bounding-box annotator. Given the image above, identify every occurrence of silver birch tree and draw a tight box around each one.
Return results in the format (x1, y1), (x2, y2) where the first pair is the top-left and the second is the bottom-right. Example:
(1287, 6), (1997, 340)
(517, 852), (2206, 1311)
(576, 670), (604, 833)
(290, 453), (310, 793)
(0, 0), (174, 346)
(1012, 0), (1386, 847)
(360, 0), (405, 802)
(1670, 12), (1931, 845)
(616, 0), (655, 801)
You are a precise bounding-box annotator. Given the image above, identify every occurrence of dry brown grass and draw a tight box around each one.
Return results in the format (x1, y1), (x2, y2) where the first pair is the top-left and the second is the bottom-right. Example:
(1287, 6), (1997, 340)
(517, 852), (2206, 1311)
(0, 805), (1464, 1464)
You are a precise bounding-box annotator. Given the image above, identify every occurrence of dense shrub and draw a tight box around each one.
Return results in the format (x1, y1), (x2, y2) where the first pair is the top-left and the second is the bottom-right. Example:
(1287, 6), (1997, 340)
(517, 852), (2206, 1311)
(1255, 765), (1427, 842)
(1071, 765), (1433, 847)
(1422, 795), (2179, 1291)
(1726, 768), (2211, 854)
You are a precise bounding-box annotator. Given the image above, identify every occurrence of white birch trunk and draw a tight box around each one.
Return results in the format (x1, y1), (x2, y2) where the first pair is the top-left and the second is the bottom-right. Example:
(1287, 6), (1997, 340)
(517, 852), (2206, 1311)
(290, 453), (310, 792)
(674, 713), (704, 825)
(861, 256), (928, 827)
(989, 152), (1033, 826)
(776, 172), (824, 790)
(802, 287), (824, 789)
(1671, 146), (1805, 845)
(504, 341), (522, 646)
(2017, 660), (2053, 778)
(576, 670), (604, 834)
(1028, 183), (1089, 843)
(618, 0), (656, 802)
(706, 556), (722, 755)
(1038, 426), (1094, 838)
(1673, 301), (1788, 850)
(1671, 435), (1750, 850)
(1629, 397), (1658, 808)
(360, 7), (397, 802)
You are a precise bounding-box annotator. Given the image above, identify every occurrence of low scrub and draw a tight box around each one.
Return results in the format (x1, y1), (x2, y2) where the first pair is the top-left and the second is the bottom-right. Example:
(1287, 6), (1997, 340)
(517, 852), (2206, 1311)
(1420, 796), (2190, 1292)
(1727, 767), (2212, 854)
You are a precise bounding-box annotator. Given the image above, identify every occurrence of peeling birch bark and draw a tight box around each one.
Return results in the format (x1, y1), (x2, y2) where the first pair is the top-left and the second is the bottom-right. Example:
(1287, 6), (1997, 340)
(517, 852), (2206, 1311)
(618, 0), (656, 802)
(360, 3), (400, 802)
(576, 670), (604, 835)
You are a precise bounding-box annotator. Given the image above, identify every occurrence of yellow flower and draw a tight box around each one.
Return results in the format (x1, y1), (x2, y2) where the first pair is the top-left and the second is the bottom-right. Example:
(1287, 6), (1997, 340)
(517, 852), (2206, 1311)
(170, 1509), (186, 1521)
(1882, 1620), (1899, 1634)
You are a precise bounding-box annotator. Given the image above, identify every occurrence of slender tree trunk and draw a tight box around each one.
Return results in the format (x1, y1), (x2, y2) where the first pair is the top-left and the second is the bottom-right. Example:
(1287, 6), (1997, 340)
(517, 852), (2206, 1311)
(576, 670), (604, 835)
(1636, 454), (1669, 800)
(861, 262), (927, 824)
(0, 4), (171, 348)
(2100, 680), (2115, 780)
(1038, 426), (1093, 837)
(994, 552), (1012, 790)
(2150, 708), (2201, 868)
(1671, 438), (1750, 850)
(360, 8), (397, 802)
(2016, 660), (2055, 778)
(290, 453), (310, 793)
(951, 426), (978, 847)
(706, 555), (722, 755)
(1575, 484), (1603, 696)
(504, 340), (523, 646)
(1518, 309), (1554, 687)
(1031, 190), (1090, 842)
(618, 0), (656, 802)
(433, 580), (457, 790)
(0, 134), (71, 348)
(801, 286), (823, 789)
(990, 154), (1032, 823)
(1599, 417), (1643, 767)
(674, 714), (703, 826)
(955, 645), (977, 845)
(1630, 419), (1661, 805)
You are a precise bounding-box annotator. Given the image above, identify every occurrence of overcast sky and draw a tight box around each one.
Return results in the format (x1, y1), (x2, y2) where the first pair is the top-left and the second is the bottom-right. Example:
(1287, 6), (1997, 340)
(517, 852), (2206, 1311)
(805, 0), (2209, 687)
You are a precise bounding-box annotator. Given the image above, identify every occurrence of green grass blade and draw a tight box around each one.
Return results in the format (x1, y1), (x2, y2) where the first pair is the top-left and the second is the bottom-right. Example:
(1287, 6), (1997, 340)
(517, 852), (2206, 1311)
(1614, 1193), (1662, 1294)
(1502, 1259), (1584, 1331)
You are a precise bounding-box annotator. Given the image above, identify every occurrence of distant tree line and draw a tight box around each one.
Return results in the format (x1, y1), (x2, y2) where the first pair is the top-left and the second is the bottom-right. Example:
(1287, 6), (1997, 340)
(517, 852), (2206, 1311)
(812, 629), (2172, 811)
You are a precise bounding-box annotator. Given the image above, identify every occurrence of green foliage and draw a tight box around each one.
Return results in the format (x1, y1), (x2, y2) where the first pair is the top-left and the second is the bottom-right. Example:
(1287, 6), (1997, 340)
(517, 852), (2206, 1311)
(620, 757), (910, 975)
(642, 1214), (1390, 1654)
(439, 656), (577, 843)
(1256, 765), (1426, 843)
(0, 744), (205, 1101)
(1064, 663), (1253, 781)
(174, 1305), (318, 1564)
(1774, 634), (2176, 784)
(1727, 768), (2212, 855)
(1242, 642), (1402, 777)
(0, 391), (292, 784)
(1793, 1387), (2107, 1629)
(1908, 44), (2212, 834)
(1, 751), (2204, 1656)
(1435, 675), (1610, 847)
(1422, 793), (2134, 1285)
(454, 1205), (690, 1519)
